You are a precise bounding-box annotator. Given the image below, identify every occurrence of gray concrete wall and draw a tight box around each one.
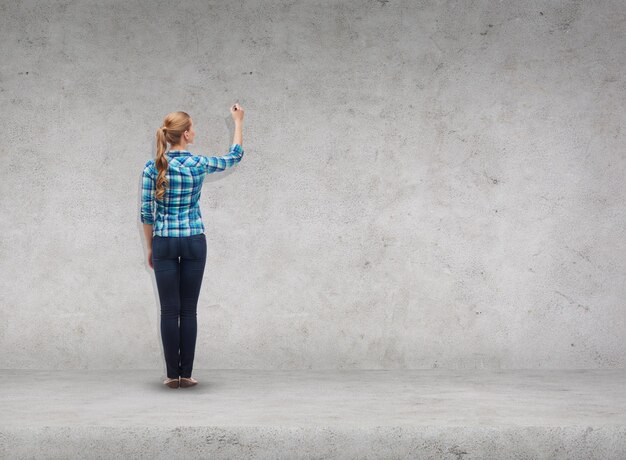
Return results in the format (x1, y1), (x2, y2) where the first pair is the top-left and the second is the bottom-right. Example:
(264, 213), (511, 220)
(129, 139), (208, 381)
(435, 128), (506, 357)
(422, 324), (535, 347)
(0, 0), (624, 370)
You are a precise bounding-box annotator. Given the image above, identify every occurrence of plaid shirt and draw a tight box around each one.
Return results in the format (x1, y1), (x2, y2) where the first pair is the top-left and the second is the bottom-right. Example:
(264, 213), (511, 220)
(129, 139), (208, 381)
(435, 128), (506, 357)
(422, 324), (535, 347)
(141, 143), (245, 237)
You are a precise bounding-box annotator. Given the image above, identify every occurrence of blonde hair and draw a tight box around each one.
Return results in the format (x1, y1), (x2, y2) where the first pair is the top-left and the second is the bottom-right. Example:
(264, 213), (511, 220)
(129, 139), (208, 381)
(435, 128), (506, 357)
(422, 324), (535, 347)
(155, 111), (191, 200)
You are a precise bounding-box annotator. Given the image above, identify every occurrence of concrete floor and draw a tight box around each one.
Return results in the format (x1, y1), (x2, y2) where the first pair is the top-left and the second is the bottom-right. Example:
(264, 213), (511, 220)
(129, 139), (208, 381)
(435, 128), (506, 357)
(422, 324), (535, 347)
(1, 369), (625, 459)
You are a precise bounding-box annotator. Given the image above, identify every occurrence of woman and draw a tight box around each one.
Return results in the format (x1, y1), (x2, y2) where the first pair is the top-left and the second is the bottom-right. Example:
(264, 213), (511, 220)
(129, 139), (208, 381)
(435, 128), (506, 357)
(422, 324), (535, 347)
(141, 104), (245, 389)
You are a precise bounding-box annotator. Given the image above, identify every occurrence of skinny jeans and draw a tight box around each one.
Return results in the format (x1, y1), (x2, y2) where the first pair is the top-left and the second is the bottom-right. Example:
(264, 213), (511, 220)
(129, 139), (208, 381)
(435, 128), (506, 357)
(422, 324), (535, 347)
(152, 233), (207, 379)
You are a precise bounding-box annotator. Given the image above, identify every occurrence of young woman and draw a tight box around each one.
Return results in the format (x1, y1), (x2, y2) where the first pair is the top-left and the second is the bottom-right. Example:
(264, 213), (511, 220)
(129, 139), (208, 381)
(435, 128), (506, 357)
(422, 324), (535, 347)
(141, 104), (245, 388)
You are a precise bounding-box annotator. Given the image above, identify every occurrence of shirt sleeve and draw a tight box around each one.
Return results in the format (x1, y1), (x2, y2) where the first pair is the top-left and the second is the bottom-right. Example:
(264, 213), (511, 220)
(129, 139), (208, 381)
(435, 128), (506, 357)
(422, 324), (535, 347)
(140, 161), (156, 225)
(198, 143), (245, 174)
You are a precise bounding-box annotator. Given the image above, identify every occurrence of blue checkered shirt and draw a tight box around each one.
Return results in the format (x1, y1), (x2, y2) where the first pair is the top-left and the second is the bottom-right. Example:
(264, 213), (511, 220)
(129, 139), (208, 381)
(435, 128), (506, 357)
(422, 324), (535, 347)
(141, 143), (245, 237)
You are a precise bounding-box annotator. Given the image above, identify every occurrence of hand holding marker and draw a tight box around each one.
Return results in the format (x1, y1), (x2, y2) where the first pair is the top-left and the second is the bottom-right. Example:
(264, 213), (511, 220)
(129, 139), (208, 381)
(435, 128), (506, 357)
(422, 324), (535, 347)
(231, 102), (244, 122)
(229, 102), (244, 148)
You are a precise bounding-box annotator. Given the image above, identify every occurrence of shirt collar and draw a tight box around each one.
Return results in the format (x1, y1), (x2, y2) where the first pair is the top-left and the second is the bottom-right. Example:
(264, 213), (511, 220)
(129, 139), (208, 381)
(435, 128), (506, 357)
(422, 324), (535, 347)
(167, 150), (192, 156)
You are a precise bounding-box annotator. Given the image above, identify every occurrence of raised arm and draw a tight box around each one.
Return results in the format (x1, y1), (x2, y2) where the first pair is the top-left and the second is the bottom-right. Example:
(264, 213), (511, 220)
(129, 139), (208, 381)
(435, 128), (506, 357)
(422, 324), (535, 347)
(199, 143), (245, 174)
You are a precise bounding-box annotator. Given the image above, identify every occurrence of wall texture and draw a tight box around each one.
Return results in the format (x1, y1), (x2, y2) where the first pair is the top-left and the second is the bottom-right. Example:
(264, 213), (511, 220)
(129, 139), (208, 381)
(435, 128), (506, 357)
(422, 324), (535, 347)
(0, 0), (624, 370)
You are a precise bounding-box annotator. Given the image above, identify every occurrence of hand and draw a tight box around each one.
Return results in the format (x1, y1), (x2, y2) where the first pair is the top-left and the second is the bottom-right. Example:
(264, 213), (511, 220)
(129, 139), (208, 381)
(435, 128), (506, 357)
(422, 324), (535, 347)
(231, 103), (244, 122)
(148, 248), (154, 269)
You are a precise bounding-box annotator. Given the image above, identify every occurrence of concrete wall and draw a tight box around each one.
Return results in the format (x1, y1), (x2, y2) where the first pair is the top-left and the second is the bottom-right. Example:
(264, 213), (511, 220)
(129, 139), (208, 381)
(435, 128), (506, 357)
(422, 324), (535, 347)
(1, 0), (624, 370)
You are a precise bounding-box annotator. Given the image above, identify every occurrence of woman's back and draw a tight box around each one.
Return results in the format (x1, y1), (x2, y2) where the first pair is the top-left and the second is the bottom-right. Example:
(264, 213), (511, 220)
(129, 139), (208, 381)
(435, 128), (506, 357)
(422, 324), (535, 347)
(141, 143), (244, 237)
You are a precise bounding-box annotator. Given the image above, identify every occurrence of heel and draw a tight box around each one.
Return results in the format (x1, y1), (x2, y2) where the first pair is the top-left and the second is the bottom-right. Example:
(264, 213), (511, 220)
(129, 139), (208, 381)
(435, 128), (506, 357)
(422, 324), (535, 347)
(180, 377), (198, 388)
(163, 377), (180, 388)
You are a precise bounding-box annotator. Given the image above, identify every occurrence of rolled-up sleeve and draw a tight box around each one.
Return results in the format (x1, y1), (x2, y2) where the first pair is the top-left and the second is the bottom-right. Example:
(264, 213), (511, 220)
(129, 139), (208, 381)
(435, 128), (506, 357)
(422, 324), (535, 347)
(140, 161), (155, 225)
(199, 143), (245, 174)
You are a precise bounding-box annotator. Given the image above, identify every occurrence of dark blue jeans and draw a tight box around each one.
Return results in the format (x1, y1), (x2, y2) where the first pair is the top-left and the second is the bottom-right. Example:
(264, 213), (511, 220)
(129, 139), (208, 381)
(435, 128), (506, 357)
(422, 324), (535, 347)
(152, 233), (207, 379)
